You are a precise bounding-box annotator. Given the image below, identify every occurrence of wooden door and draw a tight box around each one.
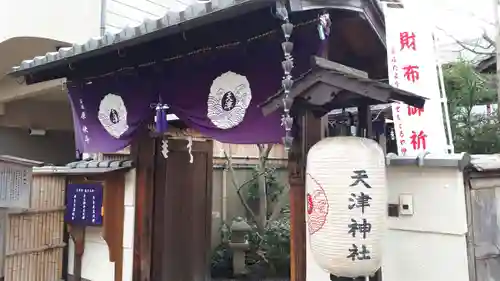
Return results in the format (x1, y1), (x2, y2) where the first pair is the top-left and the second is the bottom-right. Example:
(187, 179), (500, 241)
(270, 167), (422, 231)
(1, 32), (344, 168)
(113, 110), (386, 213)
(151, 138), (213, 281)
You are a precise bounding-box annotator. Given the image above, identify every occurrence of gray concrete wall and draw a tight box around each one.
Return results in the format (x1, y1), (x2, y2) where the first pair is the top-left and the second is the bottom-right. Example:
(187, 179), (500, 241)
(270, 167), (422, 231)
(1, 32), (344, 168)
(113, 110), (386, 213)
(0, 126), (75, 165)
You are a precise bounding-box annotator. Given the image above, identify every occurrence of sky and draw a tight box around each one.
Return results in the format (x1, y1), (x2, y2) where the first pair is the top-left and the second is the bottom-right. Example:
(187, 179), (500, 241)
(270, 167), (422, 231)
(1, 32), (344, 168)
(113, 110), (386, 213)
(104, 0), (196, 33)
(408, 0), (497, 62)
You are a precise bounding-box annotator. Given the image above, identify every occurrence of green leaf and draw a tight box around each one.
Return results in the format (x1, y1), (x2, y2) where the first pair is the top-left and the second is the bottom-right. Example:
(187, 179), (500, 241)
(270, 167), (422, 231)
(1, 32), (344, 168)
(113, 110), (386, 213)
(445, 60), (500, 154)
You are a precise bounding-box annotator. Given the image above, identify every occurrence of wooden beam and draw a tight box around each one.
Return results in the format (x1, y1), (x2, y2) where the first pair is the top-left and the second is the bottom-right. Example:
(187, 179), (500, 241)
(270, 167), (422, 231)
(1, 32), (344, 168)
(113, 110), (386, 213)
(132, 133), (156, 281)
(312, 56), (368, 78)
(318, 72), (426, 108)
(261, 72), (320, 116)
(356, 103), (373, 138)
(102, 174), (125, 281)
(319, 72), (390, 101)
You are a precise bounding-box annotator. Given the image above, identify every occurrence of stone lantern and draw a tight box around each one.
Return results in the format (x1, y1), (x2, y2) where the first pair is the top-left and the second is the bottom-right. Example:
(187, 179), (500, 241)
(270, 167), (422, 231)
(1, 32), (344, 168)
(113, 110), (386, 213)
(229, 218), (252, 275)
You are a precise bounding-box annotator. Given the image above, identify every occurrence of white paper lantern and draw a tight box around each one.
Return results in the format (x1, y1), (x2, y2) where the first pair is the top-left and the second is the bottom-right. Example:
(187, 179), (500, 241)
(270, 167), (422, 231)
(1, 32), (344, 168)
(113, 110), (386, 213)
(306, 136), (387, 278)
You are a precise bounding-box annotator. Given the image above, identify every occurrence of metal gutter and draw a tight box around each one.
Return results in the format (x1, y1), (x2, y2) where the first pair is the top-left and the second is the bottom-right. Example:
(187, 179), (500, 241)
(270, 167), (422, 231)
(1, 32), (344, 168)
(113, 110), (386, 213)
(386, 152), (500, 174)
(386, 152), (471, 171)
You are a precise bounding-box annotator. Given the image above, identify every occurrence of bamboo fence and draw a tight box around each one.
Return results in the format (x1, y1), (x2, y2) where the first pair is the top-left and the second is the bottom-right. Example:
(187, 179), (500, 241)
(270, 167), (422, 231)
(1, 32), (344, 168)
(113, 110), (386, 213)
(4, 174), (66, 281)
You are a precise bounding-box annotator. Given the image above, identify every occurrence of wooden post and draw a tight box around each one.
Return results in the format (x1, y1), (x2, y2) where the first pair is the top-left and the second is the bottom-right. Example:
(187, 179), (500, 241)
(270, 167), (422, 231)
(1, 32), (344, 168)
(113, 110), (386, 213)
(68, 225), (85, 281)
(101, 174), (125, 281)
(289, 111), (323, 281)
(132, 133), (156, 281)
(357, 104), (373, 138)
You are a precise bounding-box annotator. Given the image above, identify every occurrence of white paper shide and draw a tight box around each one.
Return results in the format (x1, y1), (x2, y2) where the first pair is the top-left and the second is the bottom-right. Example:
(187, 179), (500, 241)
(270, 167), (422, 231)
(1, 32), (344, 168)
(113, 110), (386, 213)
(306, 137), (387, 278)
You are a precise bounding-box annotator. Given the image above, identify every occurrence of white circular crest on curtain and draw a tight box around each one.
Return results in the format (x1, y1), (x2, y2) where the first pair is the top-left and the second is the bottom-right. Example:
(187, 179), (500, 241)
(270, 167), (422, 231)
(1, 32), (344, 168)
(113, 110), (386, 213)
(207, 71), (252, 130)
(98, 93), (129, 139)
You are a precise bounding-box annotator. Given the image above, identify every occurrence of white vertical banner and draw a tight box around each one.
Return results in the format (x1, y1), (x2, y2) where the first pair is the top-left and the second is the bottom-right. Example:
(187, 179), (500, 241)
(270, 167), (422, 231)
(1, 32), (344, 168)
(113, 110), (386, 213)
(384, 4), (448, 156)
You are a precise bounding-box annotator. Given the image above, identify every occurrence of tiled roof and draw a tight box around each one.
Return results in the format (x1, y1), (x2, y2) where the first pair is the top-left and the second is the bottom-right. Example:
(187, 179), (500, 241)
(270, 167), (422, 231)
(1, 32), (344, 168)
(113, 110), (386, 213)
(10, 0), (269, 75)
(33, 159), (133, 175)
(66, 159), (133, 169)
(470, 154), (500, 172)
(260, 56), (427, 116)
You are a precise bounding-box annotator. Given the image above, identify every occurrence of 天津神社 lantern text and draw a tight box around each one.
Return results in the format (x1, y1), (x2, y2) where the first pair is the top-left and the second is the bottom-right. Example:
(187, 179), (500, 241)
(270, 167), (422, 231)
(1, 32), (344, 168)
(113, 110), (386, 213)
(306, 137), (387, 278)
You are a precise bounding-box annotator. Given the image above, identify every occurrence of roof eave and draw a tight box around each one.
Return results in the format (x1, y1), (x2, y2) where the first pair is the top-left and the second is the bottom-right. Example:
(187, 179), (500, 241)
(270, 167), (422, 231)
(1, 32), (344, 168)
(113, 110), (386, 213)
(9, 0), (387, 83)
(32, 166), (132, 175)
(476, 55), (496, 73)
(260, 56), (426, 117)
(8, 0), (276, 80)
(289, 0), (385, 44)
(32, 159), (134, 175)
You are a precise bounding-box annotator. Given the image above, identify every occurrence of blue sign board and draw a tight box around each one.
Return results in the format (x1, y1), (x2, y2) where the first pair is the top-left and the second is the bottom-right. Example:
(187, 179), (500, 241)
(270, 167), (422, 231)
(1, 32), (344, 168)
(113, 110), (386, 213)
(65, 183), (104, 226)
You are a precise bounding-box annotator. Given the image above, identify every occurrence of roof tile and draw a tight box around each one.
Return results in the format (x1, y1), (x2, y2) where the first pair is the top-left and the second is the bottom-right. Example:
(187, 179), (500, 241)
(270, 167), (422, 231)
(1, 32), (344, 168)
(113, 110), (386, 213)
(10, 0), (255, 74)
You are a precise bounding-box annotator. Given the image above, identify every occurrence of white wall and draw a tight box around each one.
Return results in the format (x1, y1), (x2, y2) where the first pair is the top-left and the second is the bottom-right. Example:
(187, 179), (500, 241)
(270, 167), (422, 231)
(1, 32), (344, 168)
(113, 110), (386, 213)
(68, 169), (136, 281)
(306, 165), (470, 281)
(382, 166), (469, 281)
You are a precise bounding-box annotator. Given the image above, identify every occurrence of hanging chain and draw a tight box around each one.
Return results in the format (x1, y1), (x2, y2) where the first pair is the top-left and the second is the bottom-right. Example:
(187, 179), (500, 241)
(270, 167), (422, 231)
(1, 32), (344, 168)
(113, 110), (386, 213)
(279, 2), (295, 152)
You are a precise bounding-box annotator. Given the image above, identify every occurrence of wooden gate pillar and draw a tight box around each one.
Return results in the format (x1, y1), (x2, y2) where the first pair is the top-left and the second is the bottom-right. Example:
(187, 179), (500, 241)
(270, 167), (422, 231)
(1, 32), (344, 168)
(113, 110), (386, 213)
(132, 133), (156, 281)
(289, 111), (324, 281)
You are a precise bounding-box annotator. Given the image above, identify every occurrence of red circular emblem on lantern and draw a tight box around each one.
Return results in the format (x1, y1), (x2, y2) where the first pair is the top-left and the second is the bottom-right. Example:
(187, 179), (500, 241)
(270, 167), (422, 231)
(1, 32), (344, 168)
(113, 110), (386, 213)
(306, 173), (329, 235)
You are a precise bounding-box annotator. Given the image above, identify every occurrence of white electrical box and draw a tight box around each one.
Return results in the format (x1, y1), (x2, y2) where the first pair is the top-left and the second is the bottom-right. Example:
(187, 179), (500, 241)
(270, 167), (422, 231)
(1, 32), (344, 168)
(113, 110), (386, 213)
(399, 194), (414, 216)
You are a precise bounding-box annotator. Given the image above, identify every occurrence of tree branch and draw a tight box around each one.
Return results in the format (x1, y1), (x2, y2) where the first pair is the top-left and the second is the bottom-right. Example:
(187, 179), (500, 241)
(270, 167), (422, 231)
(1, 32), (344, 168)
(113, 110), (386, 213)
(223, 149), (259, 227)
(263, 144), (274, 160)
(237, 169), (275, 191)
(437, 27), (495, 55)
(453, 38), (494, 55)
(256, 144), (268, 233)
(482, 31), (495, 47)
(267, 184), (290, 225)
(223, 144), (278, 236)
